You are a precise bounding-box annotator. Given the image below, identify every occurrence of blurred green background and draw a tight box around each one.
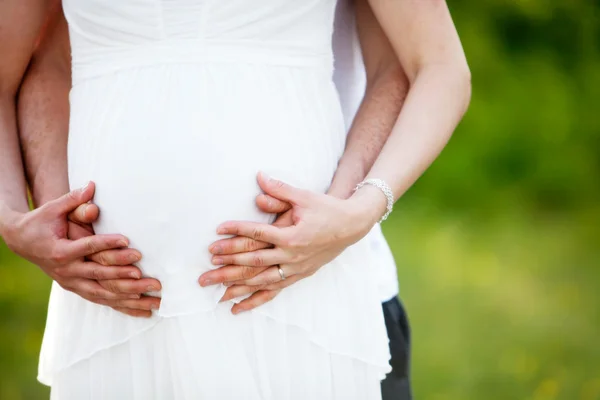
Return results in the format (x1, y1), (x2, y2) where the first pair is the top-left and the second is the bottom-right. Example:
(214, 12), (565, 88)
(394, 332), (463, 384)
(1, 1), (599, 399)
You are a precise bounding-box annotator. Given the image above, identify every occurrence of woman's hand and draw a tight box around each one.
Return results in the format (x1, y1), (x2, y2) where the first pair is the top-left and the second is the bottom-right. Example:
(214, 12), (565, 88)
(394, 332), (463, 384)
(199, 172), (387, 314)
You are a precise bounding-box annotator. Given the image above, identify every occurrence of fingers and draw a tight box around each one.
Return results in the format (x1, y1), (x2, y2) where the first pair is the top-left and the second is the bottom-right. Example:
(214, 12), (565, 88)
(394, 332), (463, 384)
(264, 273), (303, 291)
(256, 194), (291, 214)
(209, 236), (271, 256)
(99, 277), (161, 294)
(234, 266), (284, 287)
(106, 296), (161, 311)
(88, 248), (142, 266)
(63, 234), (129, 259)
(112, 307), (153, 318)
(231, 289), (281, 314)
(198, 265), (268, 287)
(66, 279), (140, 301)
(55, 260), (141, 281)
(211, 248), (286, 268)
(216, 221), (288, 247)
(47, 181), (95, 215)
(69, 202), (99, 225)
(220, 284), (263, 302)
(257, 172), (309, 206)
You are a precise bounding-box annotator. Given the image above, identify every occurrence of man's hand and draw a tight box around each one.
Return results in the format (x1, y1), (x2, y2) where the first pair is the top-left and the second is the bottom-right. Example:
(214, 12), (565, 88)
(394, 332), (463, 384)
(0, 182), (161, 317)
(199, 172), (384, 314)
(67, 199), (162, 317)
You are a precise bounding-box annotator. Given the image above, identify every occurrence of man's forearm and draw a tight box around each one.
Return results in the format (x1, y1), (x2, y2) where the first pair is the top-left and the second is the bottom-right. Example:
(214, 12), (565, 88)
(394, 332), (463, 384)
(18, 8), (71, 207)
(0, 95), (30, 215)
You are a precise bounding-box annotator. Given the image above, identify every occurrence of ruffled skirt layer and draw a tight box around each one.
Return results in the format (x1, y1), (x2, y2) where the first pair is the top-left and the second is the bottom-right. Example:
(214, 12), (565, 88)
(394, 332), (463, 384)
(50, 303), (382, 400)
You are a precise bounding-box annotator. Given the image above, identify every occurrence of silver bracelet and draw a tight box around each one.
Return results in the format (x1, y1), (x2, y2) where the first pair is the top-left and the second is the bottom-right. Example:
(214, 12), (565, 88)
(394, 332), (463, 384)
(354, 178), (394, 223)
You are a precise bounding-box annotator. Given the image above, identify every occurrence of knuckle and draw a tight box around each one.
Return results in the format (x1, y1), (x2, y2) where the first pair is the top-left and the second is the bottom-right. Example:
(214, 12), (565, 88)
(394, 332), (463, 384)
(244, 238), (258, 251)
(252, 227), (264, 241)
(103, 280), (120, 293)
(85, 238), (99, 254)
(289, 253), (303, 264)
(96, 253), (110, 266)
(241, 267), (256, 280)
(114, 299), (128, 308)
(252, 254), (264, 267)
(89, 267), (104, 280)
(64, 191), (78, 205)
(51, 248), (68, 264)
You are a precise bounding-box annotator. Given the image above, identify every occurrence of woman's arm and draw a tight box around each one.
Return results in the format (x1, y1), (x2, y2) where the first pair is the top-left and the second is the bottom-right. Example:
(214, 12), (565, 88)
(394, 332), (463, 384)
(199, 0), (411, 312)
(357, 0), (471, 211)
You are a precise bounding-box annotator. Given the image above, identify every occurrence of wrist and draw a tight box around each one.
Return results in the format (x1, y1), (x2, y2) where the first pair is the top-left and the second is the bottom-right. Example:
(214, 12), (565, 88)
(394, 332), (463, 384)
(0, 203), (23, 241)
(344, 185), (388, 237)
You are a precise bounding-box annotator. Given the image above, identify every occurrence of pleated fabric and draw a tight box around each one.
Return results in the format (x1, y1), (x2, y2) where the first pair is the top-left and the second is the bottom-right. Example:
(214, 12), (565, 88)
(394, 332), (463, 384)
(40, 0), (392, 397)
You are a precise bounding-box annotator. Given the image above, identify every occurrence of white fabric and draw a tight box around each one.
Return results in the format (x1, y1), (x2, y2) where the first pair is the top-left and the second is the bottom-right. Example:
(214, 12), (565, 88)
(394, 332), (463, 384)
(39, 0), (391, 398)
(331, 0), (400, 302)
(51, 303), (381, 400)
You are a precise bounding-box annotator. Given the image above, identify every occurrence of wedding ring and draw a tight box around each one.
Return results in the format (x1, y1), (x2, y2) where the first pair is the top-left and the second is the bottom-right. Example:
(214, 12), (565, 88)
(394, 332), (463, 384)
(277, 266), (286, 281)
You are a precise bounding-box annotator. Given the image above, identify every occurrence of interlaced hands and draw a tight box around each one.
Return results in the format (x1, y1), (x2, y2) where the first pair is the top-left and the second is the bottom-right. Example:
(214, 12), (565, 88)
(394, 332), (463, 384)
(2, 182), (160, 317)
(199, 172), (380, 314)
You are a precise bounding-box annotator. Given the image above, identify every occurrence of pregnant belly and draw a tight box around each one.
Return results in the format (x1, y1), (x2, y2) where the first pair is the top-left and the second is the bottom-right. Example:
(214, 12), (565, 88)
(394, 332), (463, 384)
(67, 65), (345, 315)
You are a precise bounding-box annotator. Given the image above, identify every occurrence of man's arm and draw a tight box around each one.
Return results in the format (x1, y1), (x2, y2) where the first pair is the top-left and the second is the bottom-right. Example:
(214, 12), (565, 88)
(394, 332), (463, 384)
(18, 1), (71, 207)
(16, 6), (161, 316)
(0, 0), (49, 218)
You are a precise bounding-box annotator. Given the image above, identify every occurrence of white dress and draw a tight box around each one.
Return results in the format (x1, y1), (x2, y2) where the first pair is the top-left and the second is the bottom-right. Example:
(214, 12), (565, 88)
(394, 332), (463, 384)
(41, 1), (391, 398)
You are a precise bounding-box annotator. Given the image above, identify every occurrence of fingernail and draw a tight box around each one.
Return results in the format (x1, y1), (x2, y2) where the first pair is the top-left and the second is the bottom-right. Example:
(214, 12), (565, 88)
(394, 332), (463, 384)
(129, 294), (140, 299)
(216, 226), (227, 235)
(212, 257), (223, 265)
(223, 282), (233, 287)
(232, 308), (241, 315)
(151, 303), (159, 310)
(78, 182), (91, 193)
(129, 253), (141, 263)
(147, 285), (157, 292)
(130, 271), (141, 279)
(211, 245), (223, 255)
(200, 278), (212, 287)
(118, 239), (128, 247)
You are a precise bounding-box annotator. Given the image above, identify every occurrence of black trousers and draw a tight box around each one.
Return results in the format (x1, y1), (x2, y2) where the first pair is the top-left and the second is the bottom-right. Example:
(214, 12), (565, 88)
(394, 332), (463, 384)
(380, 297), (412, 400)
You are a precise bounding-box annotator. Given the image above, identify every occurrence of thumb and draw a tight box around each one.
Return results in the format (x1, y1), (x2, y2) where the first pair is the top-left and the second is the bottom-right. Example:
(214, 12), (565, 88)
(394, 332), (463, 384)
(257, 172), (308, 205)
(49, 181), (95, 215)
(69, 202), (100, 225)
